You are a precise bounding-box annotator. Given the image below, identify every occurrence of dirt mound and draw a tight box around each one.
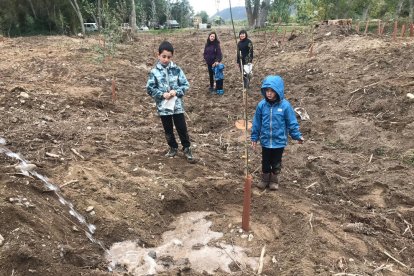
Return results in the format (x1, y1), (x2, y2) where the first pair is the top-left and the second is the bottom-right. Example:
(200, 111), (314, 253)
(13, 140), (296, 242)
(0, 28), (413, 275)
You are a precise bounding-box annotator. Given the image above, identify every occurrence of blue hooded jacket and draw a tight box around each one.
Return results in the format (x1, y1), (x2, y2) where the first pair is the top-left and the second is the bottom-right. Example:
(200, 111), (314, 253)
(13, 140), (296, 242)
(251, 75), (302, 148)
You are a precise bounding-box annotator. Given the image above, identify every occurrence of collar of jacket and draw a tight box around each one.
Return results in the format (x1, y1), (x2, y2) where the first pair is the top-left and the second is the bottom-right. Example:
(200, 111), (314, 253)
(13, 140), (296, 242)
(156, 61), (177, 70)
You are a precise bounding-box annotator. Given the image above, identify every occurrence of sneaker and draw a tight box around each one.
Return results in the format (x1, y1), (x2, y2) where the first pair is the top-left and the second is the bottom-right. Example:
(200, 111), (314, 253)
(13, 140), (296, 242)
(208, 87), (215, 93)
(269, 183), (279, 190)
(165, 147), (178, 158)
(183, 147), (195, 162)
(216, 89), (224, 95)
(255, 181), (267, 189)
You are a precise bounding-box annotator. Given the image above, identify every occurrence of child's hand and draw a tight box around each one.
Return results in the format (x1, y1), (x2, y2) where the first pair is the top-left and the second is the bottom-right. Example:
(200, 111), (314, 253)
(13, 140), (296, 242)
(251, 141), (257, 150)
(169, 90), (177, 97)
(163, 92), (171, 99)
(298, 137), (305, 144)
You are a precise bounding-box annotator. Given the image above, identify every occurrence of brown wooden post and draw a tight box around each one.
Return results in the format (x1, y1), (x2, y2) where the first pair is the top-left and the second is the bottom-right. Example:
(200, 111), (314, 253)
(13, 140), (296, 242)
(378, 20), (381, 35)
(242, 175), (252, 231)
(356, 21), (360, 34)
(393, 21), (398, 41)
(401, 24), (406, 37)
(364, 20), (370, 35)
(381, 22), (387, 36)
(410, 23), (414, 37)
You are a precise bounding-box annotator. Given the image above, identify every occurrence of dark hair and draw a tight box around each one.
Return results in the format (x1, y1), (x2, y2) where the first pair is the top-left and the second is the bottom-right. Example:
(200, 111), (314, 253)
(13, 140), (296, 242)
(239, 30), (248, 39)
(206, 31), (220, 45)
(158, 41), (174, 54)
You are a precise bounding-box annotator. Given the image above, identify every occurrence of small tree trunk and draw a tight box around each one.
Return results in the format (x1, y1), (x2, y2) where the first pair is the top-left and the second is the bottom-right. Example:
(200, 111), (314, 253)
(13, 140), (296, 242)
(395, 0), (405, 20)
(245, 0), (261, 28)
(27, 0), (37, 19)
(69, 0), (85, 34)
(256, 0), (271, 28)
(98, 0), (102, 30)
(131, 0), (137, 32)
(410, 0), (414, 22)
(362, 4), (371, 22)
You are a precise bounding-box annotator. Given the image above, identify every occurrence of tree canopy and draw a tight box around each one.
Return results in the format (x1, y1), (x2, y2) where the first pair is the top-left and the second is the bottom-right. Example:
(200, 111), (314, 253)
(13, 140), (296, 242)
(0, 0), (412, 36)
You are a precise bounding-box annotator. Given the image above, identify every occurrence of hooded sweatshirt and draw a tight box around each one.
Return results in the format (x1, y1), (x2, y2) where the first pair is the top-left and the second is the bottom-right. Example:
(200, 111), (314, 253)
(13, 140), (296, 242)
(251, 75), (302, 148)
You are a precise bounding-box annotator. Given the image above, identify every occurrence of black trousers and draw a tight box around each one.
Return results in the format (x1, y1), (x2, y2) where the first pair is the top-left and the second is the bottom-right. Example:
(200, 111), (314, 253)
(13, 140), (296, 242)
(216, 79), (223, 90)
(160, 113), (190, 149)
(207, 64), (214, 88)
(262, 147), (284, 174)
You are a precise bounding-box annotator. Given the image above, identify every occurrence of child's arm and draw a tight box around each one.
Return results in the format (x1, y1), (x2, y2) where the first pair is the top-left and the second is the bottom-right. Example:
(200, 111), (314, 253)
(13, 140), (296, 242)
(171, 68), (189, 98)
(285, 102), (303, 141)
(146, 71), (165, 100)
(251, 104), (262, 143)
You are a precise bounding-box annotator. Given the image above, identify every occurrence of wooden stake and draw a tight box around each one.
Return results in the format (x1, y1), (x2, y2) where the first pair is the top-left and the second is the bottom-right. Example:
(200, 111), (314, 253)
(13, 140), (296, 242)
(364, 20), (370, 35)
(410, 23), (414, 37)
(111, 76), (117, 102)
(381, 22), (387, 36)
(401, 24), (406, 37)
(356, 22), (360, 34)
(377, 20), (381, 35)
(242, 175), (252, 231)
(393, 21), (398, 41)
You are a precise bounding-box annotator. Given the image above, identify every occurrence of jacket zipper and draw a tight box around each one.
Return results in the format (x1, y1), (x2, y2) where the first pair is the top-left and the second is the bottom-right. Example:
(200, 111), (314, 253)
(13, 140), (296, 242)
(270, 104), (273, 146)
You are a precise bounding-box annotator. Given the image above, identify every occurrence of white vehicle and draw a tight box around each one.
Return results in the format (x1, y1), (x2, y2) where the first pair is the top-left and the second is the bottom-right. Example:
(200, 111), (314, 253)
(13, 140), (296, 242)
(84, 23), (98, 32)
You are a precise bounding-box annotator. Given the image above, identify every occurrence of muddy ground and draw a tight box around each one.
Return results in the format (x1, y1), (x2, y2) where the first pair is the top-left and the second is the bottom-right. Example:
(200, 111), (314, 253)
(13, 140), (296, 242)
(0, 24), (413, 275)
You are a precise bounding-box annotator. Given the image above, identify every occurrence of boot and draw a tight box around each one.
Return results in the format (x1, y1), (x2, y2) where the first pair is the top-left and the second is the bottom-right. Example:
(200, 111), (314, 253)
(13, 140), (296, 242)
(269, 173), (279, 190)
(183, 147), (195, 163)
(256, 173), (270, 189)
(216, 89), (224, 95)
(165, 147), (178, 157)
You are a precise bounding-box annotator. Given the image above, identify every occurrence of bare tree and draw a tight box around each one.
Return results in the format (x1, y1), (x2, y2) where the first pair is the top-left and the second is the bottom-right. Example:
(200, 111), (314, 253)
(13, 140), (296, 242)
(131, 0), (137, 32)
(245, 0), (271, 28)
(256, 0), (271, 27)
(362, 3), (371, 22)
(69, 0), (85, 33)
(395, 0), (406, 19)
(27, 0), (37, 19)
(98, 0), (102, 30)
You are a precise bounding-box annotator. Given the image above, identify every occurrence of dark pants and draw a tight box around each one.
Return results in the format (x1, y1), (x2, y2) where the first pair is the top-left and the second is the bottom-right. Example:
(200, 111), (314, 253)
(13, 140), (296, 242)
(216, 79), (223, 90)
(160, 113), (190, 149)
(207, 64), (214, 88)
(262, 147), (284, 174)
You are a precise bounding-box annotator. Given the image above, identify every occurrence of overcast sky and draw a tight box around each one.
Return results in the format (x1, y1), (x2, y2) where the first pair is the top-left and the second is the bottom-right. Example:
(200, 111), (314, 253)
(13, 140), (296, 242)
(188, 0), (245, 17)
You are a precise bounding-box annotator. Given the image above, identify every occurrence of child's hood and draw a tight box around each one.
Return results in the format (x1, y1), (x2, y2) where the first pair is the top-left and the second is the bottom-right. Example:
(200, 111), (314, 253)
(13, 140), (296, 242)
(261, 75), (284, 100)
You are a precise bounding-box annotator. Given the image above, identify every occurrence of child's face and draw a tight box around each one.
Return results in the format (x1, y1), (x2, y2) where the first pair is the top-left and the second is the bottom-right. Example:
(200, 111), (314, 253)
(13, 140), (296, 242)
(239, 33), (246, 40)
(265, 88), (277, 101)
(158, 50), (173, 66)
(209, 34), (216, 41)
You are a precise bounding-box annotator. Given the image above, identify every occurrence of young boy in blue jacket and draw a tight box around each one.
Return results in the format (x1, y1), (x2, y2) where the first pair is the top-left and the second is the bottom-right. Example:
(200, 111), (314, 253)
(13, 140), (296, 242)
(251, 75), (304, 190)
(213, 63), (225, 95)
(146, 41), (194, 163)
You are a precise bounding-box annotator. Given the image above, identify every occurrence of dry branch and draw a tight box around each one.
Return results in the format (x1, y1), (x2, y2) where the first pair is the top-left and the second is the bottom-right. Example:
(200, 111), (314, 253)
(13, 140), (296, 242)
(257, 245), (266, 274)
(383, 250), (408, 268)
(71, 148), (85, 159)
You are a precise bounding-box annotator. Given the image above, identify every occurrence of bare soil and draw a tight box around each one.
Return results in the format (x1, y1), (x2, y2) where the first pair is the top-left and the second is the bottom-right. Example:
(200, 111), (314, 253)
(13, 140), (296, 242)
(0, 25), (413, 275)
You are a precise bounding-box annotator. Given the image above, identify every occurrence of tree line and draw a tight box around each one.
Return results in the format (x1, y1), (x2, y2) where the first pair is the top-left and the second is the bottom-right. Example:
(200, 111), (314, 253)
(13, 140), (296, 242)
(0, 0), (413, 36)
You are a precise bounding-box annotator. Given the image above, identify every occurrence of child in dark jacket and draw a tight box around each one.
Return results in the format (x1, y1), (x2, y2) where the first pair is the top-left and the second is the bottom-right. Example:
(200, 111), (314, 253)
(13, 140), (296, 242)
(203, 31), (223, 93)
(251, 75), (304, 190)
